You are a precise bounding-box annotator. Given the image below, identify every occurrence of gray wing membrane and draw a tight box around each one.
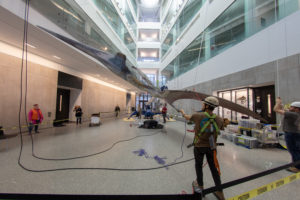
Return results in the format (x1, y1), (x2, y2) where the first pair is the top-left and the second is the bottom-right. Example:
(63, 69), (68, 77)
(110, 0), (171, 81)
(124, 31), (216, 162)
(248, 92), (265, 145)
(162, 90), (267, 122)
(39, 27), (267, 123)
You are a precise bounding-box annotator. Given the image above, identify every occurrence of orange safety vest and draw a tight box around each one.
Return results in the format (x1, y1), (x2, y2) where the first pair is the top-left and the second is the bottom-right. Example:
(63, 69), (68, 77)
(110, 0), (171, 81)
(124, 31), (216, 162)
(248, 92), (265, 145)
(31, 109), (42, 120)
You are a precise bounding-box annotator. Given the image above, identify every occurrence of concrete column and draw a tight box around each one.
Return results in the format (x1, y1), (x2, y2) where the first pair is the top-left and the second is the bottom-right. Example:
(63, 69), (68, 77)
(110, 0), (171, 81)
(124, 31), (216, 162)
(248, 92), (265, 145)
(277, 0), (300, 20)
(85, 21), (91, 35)
(204, 32), (210, 61)
(244, 0), (254, 37)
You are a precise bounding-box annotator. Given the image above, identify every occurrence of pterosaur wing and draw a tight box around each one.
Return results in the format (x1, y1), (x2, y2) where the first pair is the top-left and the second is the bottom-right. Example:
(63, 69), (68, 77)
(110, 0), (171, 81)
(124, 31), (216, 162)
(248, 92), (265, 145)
(162, 90), (267, 122)
(39, 27), (266, 122)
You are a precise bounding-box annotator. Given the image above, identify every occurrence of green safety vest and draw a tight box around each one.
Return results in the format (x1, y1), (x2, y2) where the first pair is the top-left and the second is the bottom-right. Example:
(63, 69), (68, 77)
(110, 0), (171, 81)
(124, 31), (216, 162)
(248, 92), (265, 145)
(193, 112), (220, 144)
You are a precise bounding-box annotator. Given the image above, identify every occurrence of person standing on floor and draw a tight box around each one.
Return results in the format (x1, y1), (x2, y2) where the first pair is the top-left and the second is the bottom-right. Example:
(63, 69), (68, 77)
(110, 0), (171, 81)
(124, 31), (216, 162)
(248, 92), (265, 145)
(179, 96), (225, 200)
(28, 104), (44, 134)
(274, 97), (300, 173)
(115, 105), (120, 119)
(73, 105), (83, 125)
(162, 103), (168, 123)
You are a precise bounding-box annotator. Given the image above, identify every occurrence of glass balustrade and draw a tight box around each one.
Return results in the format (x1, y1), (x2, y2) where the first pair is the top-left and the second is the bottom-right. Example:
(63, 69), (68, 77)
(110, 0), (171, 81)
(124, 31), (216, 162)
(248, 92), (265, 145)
(162, 0), (300, 81)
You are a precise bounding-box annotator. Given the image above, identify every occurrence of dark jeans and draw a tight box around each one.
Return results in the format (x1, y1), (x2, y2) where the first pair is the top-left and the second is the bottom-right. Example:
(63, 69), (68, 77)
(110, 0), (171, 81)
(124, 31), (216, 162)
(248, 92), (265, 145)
(162, 113), (166, 123)
(76, 117), (82, 124)
(28, 122), (39, 133)
(285, 132), (300, 169)
(194, 147), (222, 189)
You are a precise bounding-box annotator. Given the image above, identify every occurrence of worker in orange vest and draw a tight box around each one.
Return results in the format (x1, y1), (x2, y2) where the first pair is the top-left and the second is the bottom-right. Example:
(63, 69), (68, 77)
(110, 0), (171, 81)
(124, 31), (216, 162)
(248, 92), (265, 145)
(28, 104), (44, 134)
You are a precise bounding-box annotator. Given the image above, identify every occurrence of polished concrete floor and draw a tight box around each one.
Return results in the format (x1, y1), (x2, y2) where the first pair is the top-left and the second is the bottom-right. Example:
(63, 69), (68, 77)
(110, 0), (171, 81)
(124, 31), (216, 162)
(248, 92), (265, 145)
(0, 117), (299, 199)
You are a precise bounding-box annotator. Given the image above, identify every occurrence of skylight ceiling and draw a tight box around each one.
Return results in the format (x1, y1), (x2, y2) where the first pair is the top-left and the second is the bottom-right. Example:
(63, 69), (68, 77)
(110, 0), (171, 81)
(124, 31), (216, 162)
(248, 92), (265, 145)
(138, 0), (161, 22)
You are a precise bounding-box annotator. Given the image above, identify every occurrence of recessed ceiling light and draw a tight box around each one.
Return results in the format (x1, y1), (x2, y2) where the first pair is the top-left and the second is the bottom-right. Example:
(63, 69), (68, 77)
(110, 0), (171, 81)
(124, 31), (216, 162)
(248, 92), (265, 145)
(53, 55), (61, 59)
(26, 43), (36, 48)
(141, 0), (159, 7)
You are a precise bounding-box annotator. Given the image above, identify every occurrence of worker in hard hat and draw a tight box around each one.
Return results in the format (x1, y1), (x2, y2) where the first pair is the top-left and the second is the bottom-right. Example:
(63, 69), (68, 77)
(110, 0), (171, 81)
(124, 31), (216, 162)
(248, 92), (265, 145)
(180, 96), (225, 200)
(274, 97), (300, 173)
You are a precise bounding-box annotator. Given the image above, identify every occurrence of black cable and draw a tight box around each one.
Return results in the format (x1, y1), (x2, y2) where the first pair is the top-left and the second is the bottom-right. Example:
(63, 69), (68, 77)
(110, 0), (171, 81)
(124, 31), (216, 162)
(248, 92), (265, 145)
(17, 157), (196, 173)
(18, 0), (31, 172)
(23, 0), (35, 159)
(168, 121), (187, 165)
(17, 1), (195, 172)
(32, 130), (162, 161)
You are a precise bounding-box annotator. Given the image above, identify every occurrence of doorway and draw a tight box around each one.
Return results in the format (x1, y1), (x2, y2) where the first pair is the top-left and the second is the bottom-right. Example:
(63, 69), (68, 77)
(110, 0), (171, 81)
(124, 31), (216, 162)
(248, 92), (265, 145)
(55, 88), (70, 125)
(253, 85), (276, 124)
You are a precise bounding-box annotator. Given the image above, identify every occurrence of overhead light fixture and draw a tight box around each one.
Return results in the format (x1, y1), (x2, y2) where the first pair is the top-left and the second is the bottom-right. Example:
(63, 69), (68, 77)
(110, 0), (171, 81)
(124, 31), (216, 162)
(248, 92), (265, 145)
(141, 0), (159, 8)
(141, 33), (147, 39)
(53, 55), (61, 60)
(143, 59), (155, 62)
(151, 33), (158, 39)
(26, 43), (36, 48)
(150, 52), (157, 57)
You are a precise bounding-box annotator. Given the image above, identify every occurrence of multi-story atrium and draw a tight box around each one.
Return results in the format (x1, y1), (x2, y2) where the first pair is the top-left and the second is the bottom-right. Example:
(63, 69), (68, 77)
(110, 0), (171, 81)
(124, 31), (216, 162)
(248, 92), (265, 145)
(0, 0), (300, 200)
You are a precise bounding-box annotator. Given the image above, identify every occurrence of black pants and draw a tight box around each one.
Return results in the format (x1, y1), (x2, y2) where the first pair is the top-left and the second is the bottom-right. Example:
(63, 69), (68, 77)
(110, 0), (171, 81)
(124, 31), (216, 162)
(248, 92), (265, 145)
(162, 113), (166, 123)
(29, 119), (40, 133)
(194, 147), (222, 189)
(34, 124), (39, 132)
(76, 117), (82, 124)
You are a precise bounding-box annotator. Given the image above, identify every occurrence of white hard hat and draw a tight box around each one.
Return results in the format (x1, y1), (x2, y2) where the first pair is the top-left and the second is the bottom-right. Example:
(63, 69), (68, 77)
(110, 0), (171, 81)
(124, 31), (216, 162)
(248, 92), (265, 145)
(204, 96), (219, 107)
(291, 101), (300, 108)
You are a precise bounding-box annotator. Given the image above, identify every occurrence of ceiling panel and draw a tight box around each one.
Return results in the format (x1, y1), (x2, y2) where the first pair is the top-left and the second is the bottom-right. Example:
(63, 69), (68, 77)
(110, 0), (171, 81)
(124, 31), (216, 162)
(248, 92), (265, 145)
(0, 6), (139, 92)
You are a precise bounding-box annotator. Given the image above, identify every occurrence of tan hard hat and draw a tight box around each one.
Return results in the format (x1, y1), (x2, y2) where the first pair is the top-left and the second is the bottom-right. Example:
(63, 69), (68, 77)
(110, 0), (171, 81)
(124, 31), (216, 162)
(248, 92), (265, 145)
(204, 96), (219, 107)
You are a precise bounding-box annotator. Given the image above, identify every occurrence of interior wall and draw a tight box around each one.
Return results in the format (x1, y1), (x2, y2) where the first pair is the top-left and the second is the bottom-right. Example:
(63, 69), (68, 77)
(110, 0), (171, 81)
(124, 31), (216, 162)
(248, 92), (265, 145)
(167, 10), (300, 90)
(81, 79), (127, 120)
(130, 93), (136, 112)
(168, 53), (300, 124)
(68, 88), (82, 122)
(0, 53), (58, 133)
(0, 52), (133, 133)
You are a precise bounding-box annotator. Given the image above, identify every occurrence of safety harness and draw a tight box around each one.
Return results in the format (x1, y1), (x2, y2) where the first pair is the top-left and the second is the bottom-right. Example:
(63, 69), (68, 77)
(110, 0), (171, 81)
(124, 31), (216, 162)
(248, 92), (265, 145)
(194, 112), (221, 175)
(193, 112), (219, 144)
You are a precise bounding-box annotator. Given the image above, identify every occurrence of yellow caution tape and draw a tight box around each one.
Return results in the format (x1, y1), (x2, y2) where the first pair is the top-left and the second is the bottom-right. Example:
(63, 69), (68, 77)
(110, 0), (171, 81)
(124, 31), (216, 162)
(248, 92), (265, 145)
(166, 118), (176, 122)
(227, 172), (300, 200)
(123, 118), (135, 122)
(238, 126), (253, 131)
(280, 144), (287, 149)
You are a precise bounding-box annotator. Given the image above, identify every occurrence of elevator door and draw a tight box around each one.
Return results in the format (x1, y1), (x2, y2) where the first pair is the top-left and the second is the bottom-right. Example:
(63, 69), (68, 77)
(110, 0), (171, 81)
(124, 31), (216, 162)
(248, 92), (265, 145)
(55, 88), (70, 123)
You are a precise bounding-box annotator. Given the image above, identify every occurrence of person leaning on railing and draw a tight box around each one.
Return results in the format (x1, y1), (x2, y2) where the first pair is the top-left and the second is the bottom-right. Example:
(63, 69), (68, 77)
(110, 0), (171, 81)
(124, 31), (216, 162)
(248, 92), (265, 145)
(274, 97), (300, 173)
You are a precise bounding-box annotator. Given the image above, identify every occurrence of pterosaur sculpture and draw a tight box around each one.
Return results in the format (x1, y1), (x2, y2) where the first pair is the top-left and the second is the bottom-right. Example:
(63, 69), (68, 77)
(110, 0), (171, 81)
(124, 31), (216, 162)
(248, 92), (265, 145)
(39, 27), (267, 122)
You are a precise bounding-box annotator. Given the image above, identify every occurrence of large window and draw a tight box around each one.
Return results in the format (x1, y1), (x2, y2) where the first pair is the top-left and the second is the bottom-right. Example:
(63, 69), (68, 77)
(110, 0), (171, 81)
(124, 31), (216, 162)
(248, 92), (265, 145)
(136, 93), (152, 110)
(161, 0), (206, 58)
(161, 0), (300, 81)
(218, 88), (253, 121)
(91, 0), (136, 58)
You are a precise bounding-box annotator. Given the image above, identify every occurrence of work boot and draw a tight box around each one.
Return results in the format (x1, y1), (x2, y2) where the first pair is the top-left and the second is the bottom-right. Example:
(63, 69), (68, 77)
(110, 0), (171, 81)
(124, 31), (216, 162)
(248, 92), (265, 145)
(213, 191), (225, 200)
(286, 167), (300, 173)
(192, 180), (203, 194)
